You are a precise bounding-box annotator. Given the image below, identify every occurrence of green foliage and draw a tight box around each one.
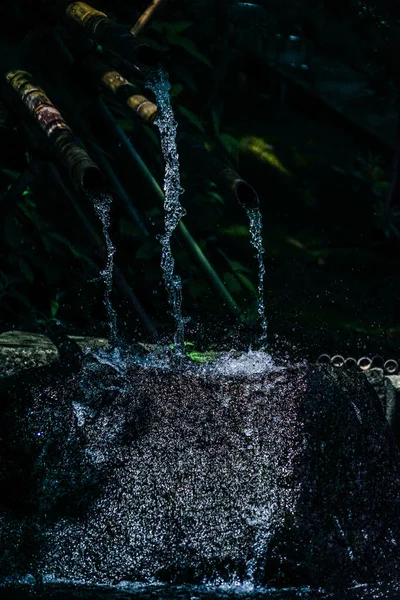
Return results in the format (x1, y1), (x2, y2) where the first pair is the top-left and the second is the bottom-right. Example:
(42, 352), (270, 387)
(170, 341), (216, 363)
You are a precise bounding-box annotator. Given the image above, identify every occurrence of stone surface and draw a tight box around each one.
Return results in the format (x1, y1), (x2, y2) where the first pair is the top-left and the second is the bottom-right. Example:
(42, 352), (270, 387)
(0, 352), (399, 592)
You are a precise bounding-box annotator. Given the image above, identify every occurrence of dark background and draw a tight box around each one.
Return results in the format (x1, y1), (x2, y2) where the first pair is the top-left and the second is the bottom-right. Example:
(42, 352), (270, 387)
(0, 0), (399, 360)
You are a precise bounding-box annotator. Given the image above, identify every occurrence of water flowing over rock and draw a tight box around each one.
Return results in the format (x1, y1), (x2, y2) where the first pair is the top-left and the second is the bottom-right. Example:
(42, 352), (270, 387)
(0, 357), (399, 593)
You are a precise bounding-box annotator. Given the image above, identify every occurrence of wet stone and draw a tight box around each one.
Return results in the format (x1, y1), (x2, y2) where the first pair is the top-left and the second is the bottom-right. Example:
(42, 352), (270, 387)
(0, 358), (399, 593)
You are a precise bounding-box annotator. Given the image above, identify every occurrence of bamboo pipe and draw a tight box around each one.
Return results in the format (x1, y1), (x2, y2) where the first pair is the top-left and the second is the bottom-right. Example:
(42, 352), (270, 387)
(130, 0), (169, 37)
(5, 70), (105, 193)
(63, 2), (162, 70)
(81, 53), (158, 125)
(180, 135), (259, 209)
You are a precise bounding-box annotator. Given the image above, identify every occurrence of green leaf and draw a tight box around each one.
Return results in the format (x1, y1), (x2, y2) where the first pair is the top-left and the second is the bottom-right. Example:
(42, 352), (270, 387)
(236, 272), (257, 296)
(51, 299), (60, 317)
(1, 168), (20, 180)
(208, 190), (224, 204)
(229, 261), (252, 274)
(4, 215), (24, 248)
(162, 20), (193, 34)
(218, 133), (239, 163)
(19, 259), (34, 283)
(167, 34), (212, 67)
(187, 279), (207, 300)
(174, 66), (198, 93)
(119, 219), (139, 236)
(221, 224), (250, 237)
(118, 118), (134, 132)
(177, 106), (205, 133)
(149, 21), (163, 33)
(223, 272), (242, 294)
(136, 241), (157, 260)
(186, 349), (216, 363)
(212, 110), (220, 135)
(170, 83), (183, 97)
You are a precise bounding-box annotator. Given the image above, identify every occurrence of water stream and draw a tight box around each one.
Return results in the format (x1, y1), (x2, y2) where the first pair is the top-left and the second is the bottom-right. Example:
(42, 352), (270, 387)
(246, 207), (268, 345)
(144, 66), (187, 355)
(92, 193), (118, 346)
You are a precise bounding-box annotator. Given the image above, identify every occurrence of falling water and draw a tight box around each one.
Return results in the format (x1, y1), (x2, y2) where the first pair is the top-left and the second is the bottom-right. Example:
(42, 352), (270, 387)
(145, 66), (186, 355)
(246, 207), (268, 344)
(92, 193), (118, 346)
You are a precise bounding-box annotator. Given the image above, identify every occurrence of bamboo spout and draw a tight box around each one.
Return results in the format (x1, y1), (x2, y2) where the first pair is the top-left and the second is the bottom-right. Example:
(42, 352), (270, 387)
(64, 2), (162, 70)
(217, 167), (259, 210)
(82, 54), (158, 125)
(5, 70), (105, 193)
(131, 0), (169, 37)
(180, 135), (259, 209)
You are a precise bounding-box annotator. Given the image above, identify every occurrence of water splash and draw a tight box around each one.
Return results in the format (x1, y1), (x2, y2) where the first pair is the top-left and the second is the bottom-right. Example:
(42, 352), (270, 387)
(92, 193), (118, 346)
(144, 66), (187, 355)
(246, 207), (267, 345)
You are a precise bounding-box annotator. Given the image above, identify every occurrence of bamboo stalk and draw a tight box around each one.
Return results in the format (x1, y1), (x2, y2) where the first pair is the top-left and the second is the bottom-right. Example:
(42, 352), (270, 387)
(81, 53), (158, 125)
(97, 100), (242, 317)
(5, 70), (105, 193)
(130, 0), (169, 37)
(63, 2), (161, 70)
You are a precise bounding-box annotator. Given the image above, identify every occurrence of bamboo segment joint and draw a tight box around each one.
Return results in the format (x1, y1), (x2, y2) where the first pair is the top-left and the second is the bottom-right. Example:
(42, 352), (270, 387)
(6, 70), (105, 192)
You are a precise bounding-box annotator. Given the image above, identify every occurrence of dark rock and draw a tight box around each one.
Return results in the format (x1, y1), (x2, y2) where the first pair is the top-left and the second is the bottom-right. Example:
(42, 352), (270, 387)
(0, 355), (399, 592)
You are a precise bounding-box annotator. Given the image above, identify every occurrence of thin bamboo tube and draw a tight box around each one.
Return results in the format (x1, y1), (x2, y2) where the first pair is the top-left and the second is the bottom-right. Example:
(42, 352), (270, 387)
(180, 135), (259, 209)
(130, 0), (169, 37)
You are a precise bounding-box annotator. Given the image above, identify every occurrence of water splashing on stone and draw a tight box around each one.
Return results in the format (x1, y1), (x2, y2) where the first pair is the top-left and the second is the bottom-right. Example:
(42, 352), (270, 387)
(246, 207), (267, 345)
(92, 193), (118, 346)
(145, 66), (187, 355)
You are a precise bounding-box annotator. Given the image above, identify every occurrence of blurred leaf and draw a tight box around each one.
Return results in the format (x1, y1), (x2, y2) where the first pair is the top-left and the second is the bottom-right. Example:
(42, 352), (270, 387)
(149, 21), (163, 33)
(19, 201), (46, 228)
(187, 278), (207, 300)
(372, 180), (389, 196)
(236, 272), (257, 296)
(162, 21), (193, 34)
(212, 110), (220, 135)
(174, 66), (198, 93)
(51, 299), (60, 317)
(178, 106), (205, 133)
(229, 260), (251, 274)
(1, 168), (20, 180)
(118, 118), (134, 132)
(221, 224), (250, 237)
(223, 272), (242, 293)
(241, 136), (291, 176)
(19, 259), (34, 283)
(119, 219), (139, 236)
(9, 287), (32, 309)
(170, 83), (184, 97)
(136, 241), (157, 260)
(4, 215), (24, 248)
(218, 133), (239, 163)
(167, 34), (212, 67)
(205, 189), (224, 204)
